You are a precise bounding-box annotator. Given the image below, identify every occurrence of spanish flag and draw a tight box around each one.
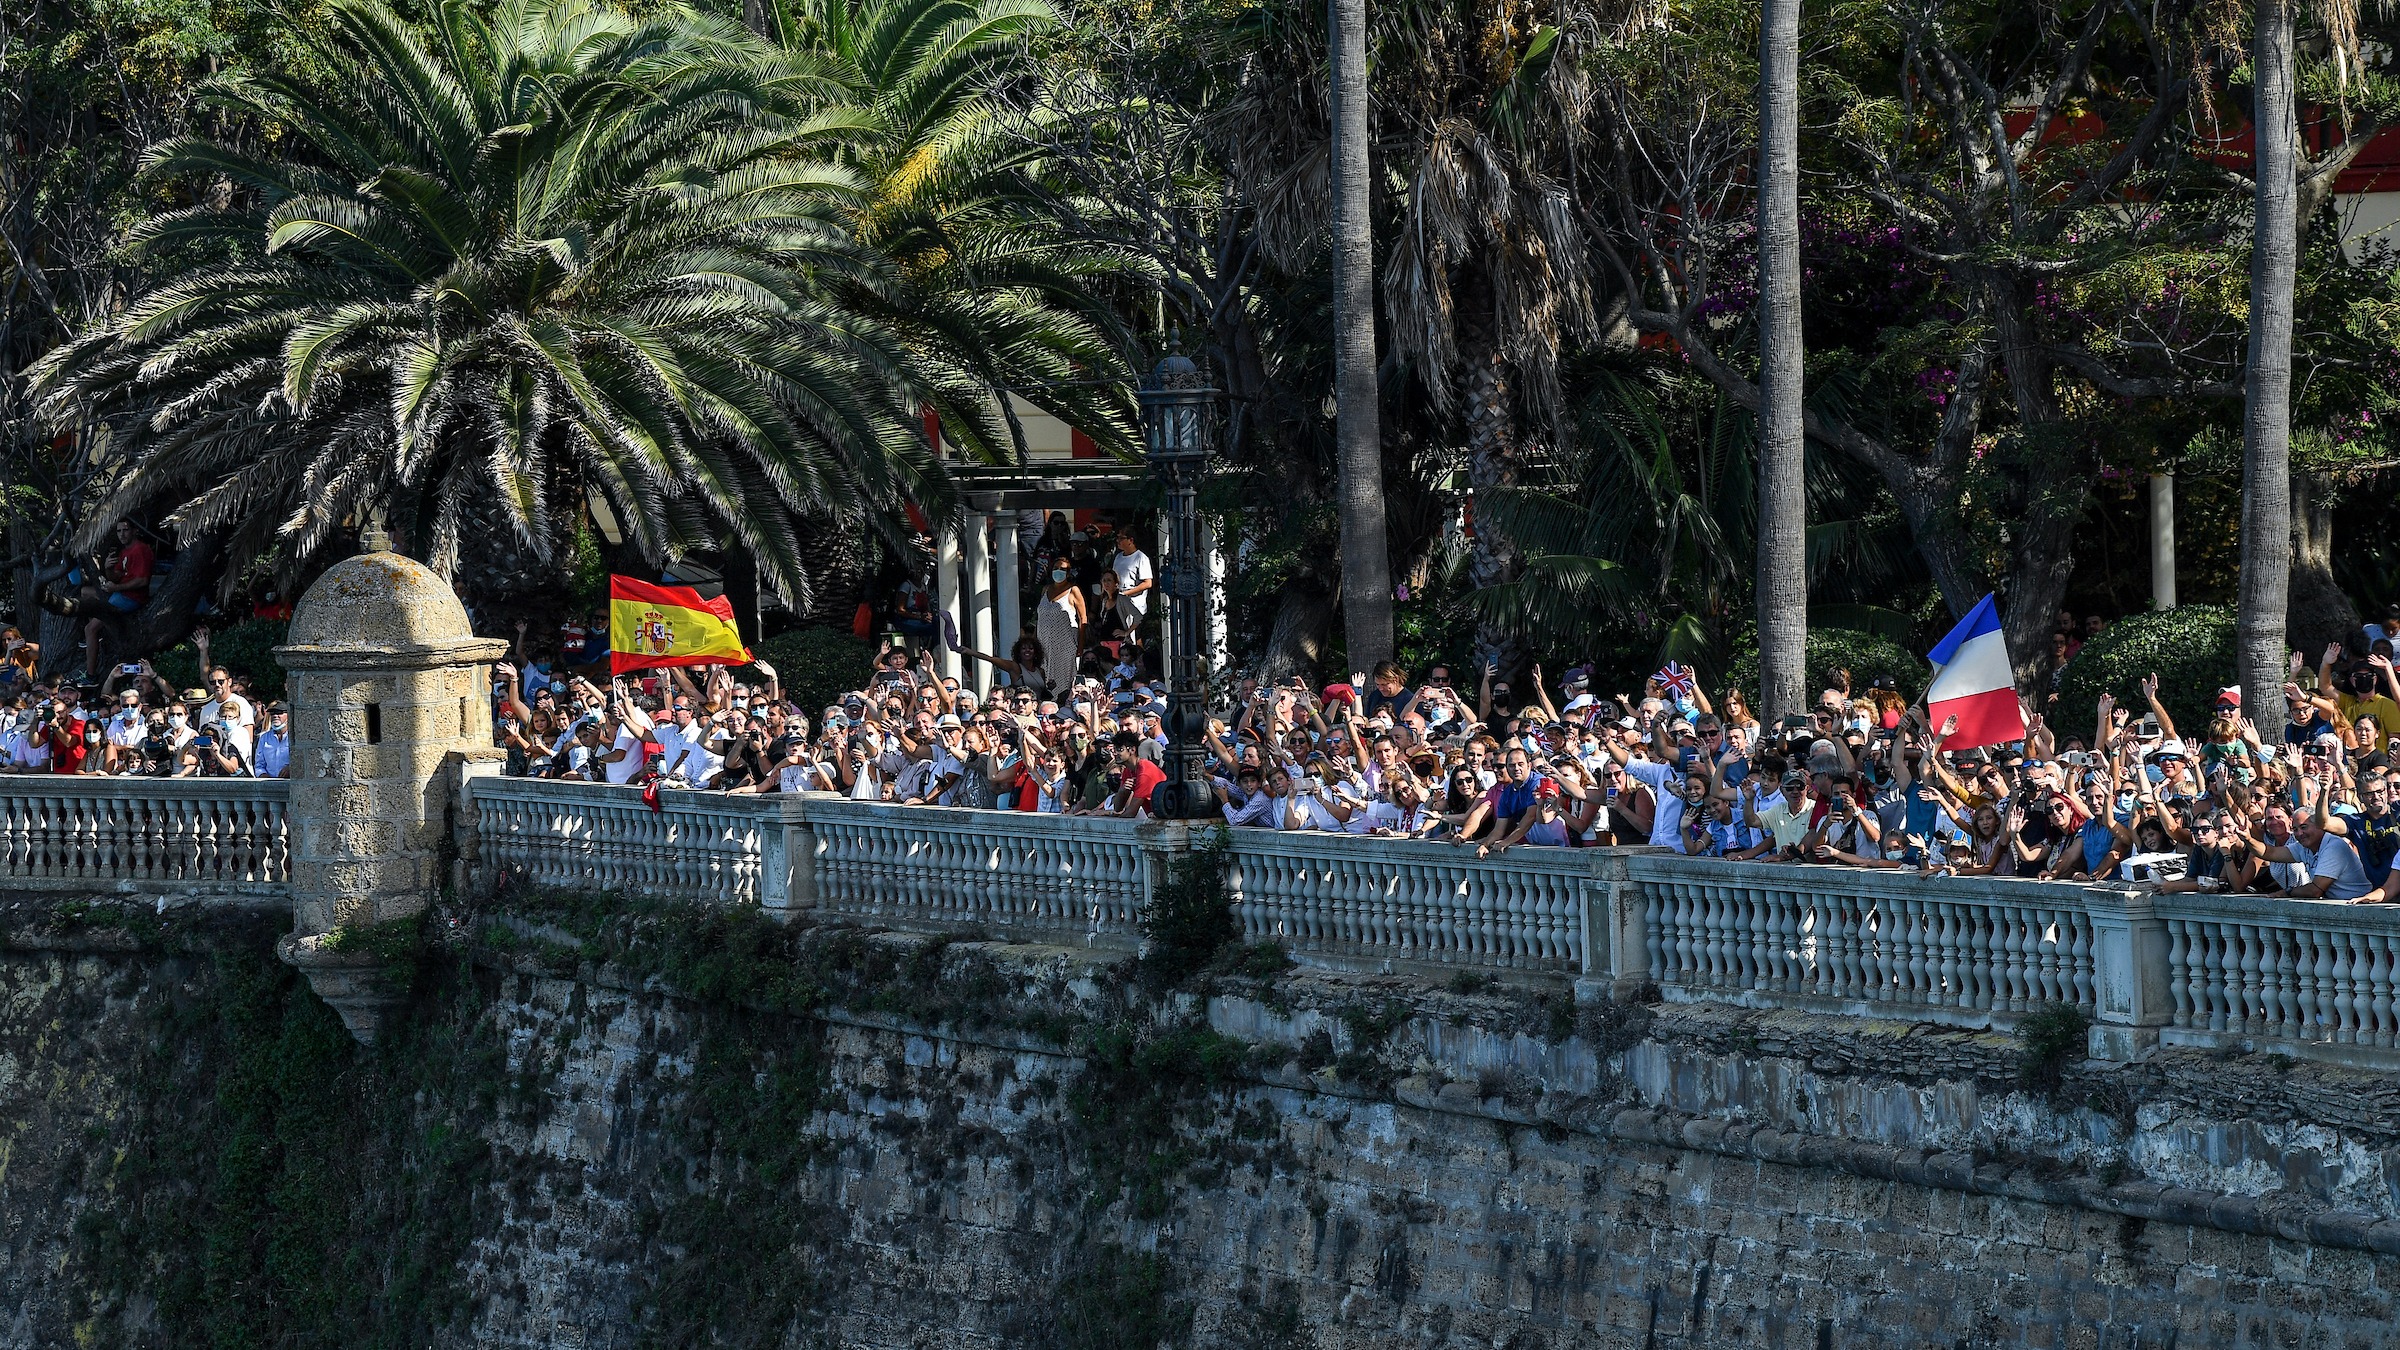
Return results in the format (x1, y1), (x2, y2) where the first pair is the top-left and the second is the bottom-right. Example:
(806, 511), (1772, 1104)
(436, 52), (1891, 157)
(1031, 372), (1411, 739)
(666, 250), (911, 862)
(608, 575), (753, 675)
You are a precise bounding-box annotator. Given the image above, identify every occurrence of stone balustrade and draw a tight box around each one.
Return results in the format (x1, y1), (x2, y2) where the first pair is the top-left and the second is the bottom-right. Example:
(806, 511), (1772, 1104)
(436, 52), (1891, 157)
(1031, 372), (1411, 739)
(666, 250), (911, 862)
(0, 776), (289, 892)
(1622, 853), (2100, 1025)
(2155, 892), (2400, 1063)
(23, 769), (2400, 1068)
(467, 776), (786, 909)
(1229, 830), (1589, 973)
(794, 799), (1150, 943)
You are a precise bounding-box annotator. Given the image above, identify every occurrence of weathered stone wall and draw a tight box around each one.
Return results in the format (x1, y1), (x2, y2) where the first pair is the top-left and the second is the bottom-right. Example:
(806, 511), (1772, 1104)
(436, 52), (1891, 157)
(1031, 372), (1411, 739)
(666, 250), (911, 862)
(5, 893), (2398, 1349)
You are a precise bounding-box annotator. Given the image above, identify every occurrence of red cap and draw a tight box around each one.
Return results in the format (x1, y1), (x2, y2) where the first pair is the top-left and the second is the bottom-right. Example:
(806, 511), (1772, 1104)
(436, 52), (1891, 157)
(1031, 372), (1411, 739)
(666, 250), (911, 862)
(1322, 683), (1357, 704)
(2214, 686), (2241, 709)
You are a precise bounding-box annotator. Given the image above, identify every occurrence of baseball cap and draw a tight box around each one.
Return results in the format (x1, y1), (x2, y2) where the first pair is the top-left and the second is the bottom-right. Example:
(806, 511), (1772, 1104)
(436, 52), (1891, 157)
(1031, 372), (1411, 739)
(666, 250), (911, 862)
(1780, 770), (1808, 790)
(1322, 683), (1357, 704)
(2147, 738), (2189, 761)
(1564, 693), (1598, 712)
(2214, 687), (2241, 709)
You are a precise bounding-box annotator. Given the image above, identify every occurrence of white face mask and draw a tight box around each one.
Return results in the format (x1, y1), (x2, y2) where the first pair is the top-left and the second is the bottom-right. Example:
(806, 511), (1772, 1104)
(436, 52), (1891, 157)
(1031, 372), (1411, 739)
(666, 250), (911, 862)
(170, 713), (188, 729)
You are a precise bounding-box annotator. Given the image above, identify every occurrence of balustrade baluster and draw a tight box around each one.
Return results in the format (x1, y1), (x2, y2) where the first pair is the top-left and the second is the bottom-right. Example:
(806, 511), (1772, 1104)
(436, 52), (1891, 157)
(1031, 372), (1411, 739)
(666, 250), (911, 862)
(2368, 934), (2397, 1049)
(2166, 919), (2193, 1028)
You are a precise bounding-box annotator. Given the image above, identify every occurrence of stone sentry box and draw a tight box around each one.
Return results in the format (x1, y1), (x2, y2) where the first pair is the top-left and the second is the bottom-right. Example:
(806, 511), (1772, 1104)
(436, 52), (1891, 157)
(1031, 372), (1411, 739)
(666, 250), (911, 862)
(273, 543), (507, 1042)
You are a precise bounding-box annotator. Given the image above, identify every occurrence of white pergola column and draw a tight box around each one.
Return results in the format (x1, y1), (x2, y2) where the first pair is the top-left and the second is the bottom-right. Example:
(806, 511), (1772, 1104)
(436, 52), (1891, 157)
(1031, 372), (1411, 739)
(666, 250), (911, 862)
(994, 513), (1021, 671)
(964, 513), (995, 696)
(1202, 516), (1228, 674)
(935, 526), (962, 683)
(2149, 472), (2177, 611)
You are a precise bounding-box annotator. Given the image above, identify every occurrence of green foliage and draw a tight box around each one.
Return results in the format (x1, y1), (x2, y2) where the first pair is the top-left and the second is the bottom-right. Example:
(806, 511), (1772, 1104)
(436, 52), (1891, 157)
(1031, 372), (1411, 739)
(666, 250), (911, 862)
(1139, 825), (1240, 987)
(1070, 1020), (1254, 1220)
(32, 0), (1140, 607)
(2054, 605), (2242, 738)
(751, 625), (877, 721)
(322, 910), (427, 989)
(566, 523), (608, 614)
(1041, 1243), (1193, 1350)
(1723, 625), (1924, 706)
(2016, 1002), (2091, 1095)
(70, 948), (501, 1350)
(153, 618), (289, 702)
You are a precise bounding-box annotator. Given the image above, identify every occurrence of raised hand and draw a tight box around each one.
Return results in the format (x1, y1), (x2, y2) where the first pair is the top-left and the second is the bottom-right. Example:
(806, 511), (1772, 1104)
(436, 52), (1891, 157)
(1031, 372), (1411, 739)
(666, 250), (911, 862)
(2325, 642), (2345, 668)
(2139, 673), (2159, 703)
(1940, 713), (1959, 738)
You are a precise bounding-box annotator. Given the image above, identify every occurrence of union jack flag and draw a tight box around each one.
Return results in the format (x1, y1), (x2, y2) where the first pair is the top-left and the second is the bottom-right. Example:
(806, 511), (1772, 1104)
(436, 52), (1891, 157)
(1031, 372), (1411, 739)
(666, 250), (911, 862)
(1654, 661), (1697, 700)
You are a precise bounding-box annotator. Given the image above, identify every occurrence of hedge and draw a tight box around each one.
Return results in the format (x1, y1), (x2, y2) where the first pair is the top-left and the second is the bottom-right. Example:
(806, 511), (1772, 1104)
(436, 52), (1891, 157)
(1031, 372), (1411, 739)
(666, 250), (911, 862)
(1722, 626), (1926, 708)
(750, 625), (877, 718)
(152, 618), (289, 703)
(2053, 604), (2245, 738)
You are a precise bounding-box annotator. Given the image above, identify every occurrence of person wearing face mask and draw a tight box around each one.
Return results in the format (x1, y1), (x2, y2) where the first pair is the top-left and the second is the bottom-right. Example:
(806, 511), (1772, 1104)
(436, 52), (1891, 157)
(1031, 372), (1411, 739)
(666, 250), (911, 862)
(253, 702), (292, 778)
(105, 690), (148, 773)
(2318, 646), (2400, 742)
(1035, 560), (1088, 692)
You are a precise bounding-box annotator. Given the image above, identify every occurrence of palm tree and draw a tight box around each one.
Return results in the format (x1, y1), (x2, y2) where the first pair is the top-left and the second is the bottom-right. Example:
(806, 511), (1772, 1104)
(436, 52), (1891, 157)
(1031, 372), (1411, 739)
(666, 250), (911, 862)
(758, 0), (1143, 618)
(1328, 0), (1395, 670)
(2239, 0), (2298, 716)
(34, 0), (955, 606)
(1753, 0), (1806, 719)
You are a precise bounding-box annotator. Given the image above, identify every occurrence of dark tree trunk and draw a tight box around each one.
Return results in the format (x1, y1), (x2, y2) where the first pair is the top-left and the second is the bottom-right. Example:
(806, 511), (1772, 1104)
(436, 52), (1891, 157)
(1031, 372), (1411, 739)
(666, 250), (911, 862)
(2240, 0), (2299, 717)
(1328, 0), (1394, 671)
(1753, 0), (1807, 719)
(2287, 471), (2359, 657)
(1461, 286), (1524, 683)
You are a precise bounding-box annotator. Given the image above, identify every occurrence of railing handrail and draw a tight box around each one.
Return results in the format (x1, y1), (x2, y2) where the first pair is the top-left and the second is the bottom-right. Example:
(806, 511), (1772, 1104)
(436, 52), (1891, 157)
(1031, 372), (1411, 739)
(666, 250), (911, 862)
(0, 774), (290, 799)
(0, 773), (291, 892)
(2153, 889), (2400, 929)
(1623, 849), (2106, 905)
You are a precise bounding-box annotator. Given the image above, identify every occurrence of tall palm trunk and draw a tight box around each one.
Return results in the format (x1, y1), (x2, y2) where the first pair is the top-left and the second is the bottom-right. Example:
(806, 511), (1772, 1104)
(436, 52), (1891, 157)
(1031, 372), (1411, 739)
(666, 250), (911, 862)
(1329, 0), (1394, 670)
(1754, 0), (1807, 719)
(2239, 0), (2298, 718)
(1462, 289), (1524, 683)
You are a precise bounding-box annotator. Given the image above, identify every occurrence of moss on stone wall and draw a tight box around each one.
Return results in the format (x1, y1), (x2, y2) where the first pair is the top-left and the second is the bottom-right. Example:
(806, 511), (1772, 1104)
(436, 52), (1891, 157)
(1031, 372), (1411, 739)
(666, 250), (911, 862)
(66, 944), (506, 1350)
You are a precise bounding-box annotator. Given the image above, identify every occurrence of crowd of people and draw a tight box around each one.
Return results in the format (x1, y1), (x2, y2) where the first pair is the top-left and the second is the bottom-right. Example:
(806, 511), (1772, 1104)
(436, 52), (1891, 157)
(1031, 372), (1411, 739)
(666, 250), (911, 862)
(12, 507), (2400, 904)
(456, 592), (2400, 904)
(0, 627), (286, 778)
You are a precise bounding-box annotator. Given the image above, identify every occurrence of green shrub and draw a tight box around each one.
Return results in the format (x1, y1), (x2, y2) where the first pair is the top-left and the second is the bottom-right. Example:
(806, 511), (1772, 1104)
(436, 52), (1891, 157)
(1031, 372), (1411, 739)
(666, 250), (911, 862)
(2016, 1002), (2091, 1094)
(152, 617), (289, 702)
(1140, 825), (1239, 987)
(750, 624), (875, 717)
(1722, 626), (1926, 707)
(2053, 604), (2244, 739)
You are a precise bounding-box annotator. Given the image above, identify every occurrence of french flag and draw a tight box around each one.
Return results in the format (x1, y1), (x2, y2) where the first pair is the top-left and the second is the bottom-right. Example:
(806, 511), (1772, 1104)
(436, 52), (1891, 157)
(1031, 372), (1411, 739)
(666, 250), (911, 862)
(1925, 594), (2026, 750)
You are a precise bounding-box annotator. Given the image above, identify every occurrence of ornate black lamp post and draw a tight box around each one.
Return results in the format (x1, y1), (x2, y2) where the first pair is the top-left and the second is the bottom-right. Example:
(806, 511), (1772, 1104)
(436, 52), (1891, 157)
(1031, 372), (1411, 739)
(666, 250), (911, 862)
(1139, 354), (1218, 820)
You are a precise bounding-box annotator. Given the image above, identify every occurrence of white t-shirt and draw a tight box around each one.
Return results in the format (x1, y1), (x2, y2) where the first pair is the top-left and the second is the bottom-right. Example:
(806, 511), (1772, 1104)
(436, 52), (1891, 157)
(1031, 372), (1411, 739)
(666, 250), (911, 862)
(1112, 548), (1154, 618)
(654, 722), (721, 784)
(3, 726), (48, 770)
(604, 728), (647, 785)
(202, 693), (255, 758)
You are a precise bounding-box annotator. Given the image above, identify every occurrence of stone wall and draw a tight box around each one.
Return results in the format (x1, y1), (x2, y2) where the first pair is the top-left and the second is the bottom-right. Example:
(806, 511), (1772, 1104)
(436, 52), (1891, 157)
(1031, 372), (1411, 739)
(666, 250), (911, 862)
(3, 892), (2396, 1349)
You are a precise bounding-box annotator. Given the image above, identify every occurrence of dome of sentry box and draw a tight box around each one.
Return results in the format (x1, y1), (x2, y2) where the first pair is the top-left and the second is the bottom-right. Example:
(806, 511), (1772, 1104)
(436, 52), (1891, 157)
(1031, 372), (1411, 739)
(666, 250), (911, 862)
(283, 549), (478, 654)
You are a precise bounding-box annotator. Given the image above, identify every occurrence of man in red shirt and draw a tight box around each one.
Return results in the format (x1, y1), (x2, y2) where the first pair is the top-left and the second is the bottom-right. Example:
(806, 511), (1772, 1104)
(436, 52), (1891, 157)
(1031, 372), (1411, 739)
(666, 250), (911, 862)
(1106, 731), (1166, 816)
(68, 520), (155, 678)
(46, 696), (92, 774)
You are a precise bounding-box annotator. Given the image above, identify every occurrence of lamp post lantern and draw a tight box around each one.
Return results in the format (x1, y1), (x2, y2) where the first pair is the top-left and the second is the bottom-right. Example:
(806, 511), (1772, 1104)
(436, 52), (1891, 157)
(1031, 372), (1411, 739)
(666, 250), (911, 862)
(1139, 354), (1219, 820)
